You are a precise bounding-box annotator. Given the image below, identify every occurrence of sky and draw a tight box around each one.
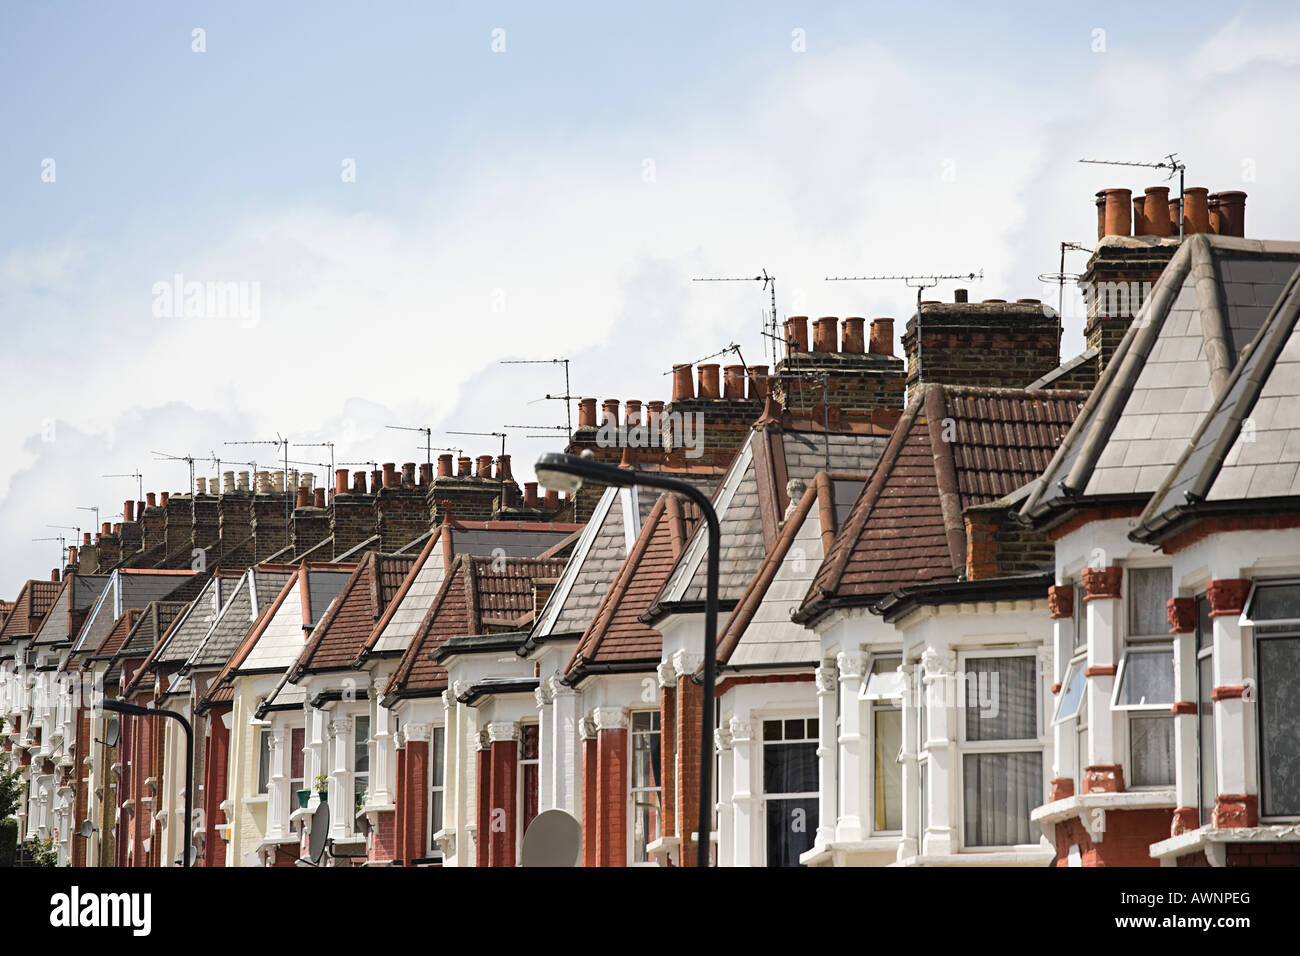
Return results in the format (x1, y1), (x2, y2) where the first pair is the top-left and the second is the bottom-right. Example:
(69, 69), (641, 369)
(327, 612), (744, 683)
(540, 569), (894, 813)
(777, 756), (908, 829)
(2, 1), (1299, 593)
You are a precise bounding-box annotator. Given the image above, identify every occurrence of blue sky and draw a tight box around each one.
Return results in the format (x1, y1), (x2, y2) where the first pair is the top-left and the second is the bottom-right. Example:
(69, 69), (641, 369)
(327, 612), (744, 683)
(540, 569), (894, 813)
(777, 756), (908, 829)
(2, 1), (1299, 591)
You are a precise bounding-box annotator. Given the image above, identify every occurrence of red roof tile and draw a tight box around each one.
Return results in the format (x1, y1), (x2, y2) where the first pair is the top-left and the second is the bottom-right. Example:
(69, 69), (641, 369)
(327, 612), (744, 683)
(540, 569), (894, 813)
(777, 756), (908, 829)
(0, 580), (62, 644)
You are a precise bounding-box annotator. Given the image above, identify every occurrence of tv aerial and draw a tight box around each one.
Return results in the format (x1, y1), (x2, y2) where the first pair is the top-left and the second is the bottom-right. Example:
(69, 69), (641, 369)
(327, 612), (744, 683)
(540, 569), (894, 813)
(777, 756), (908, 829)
(385, 425), (432, 464)
(502, 357), (574, 435)
(693, 269), (778, 366)
(102, 470), (144, 503)
(1038, 242), (1091, 353)
(1079, 153), (1186, 239)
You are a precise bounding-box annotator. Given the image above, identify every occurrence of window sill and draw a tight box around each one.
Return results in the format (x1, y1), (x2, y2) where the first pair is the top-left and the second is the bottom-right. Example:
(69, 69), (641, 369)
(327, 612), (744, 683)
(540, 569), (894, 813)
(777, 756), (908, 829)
(241, 795), (270, 807)
(799, 835), (900, 867)
(1150, 823), (1300, 865)
(894, 845), (1054, 867)
(1032, 788), (1175, 845)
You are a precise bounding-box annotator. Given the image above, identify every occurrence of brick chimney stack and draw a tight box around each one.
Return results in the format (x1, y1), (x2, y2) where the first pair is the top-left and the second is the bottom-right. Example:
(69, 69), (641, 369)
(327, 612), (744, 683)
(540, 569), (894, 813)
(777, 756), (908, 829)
(376, 461), (429, 551)
(118, 499), (143, 560)
(773, 316), (905, 429)
(331, 470), (377, 559)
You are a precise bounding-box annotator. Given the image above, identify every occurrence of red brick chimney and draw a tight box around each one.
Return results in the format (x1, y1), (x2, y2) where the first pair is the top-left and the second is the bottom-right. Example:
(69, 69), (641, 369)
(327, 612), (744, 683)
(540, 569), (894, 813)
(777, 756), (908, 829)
(1210, 191), (1246, 237)
(722, 366), (745, 399)
(578, 397), (598, 426)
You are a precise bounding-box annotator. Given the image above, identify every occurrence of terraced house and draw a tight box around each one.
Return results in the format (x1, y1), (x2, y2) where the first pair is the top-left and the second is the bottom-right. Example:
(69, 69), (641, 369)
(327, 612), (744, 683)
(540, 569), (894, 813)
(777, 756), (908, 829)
(4, 181), (1298, 869)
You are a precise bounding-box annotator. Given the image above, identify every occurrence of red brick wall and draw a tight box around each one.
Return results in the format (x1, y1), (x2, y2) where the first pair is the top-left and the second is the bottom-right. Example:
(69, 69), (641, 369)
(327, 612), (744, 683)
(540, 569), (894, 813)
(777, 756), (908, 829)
(675, 674), (703, 867)
(1052, 808), (1172, 866)
(582, 735), (597, 867)
(476, 747), (490, 868)
(368, 810), (397, 863)
(404, 740), (429, 864)
(72, 708), (90, 868)
(659, 686), (676, 851)
(596, 728), (627, 867)
(202, 707), (231, 868)
(488, 739), (517, 867)
(394, 745), (407, 864)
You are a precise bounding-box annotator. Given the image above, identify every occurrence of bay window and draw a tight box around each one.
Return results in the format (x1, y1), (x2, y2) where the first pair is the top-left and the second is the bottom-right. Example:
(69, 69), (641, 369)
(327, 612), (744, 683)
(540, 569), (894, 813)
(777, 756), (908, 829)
(255, 728), (271, 795)
(519, 724), (539, 842)
(1195, 596), (1215, 824)
(960, 654), (1042, 847)
(1117, 567), (1174, 788)
(1243, 580), (1300, 819)
(353, 715), (370, 817)
(762, 717), (818, 866)
(862, 656), (902, 832)
(428, 725), (445, 856)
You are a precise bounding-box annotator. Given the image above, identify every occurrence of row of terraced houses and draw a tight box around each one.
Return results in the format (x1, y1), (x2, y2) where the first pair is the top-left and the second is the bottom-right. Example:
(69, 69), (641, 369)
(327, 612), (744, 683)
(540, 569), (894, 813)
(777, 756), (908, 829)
(2, 183), (1299, 868)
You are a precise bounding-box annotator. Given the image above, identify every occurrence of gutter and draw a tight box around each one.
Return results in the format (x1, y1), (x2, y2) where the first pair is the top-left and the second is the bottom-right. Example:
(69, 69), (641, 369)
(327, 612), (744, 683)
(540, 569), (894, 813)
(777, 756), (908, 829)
(875, 571), (1052, 623)
(639, 598), (737, 627)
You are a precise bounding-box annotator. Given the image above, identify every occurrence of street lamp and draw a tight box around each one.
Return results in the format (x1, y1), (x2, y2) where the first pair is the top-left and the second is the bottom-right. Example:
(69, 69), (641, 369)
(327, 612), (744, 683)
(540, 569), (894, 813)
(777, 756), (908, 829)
(97, 698), (194, 867)
(535, 451), (720, 868)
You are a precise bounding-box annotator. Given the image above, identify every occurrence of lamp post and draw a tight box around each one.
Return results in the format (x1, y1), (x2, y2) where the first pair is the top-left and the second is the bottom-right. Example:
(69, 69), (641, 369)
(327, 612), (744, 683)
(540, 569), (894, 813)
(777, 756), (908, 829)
(98, 698), (194, 867)
(535, 451), (720, 868)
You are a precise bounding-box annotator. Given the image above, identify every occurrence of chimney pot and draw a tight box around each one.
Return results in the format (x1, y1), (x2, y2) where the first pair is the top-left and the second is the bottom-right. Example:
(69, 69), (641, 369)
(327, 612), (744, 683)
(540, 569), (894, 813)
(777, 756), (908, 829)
(196, 477), (207, 495)
(68, 545), (78, 565)
(52, 569), (60, 583)
(124, 500), (135, 522)
(101, 522), (111, 536)
(419, 462), (433, 486)
(237, 471), (250, 492)
(313, 488), (326, 509)
(146, 492), (157, 509)
(697, 364), (720, 398)
(1132, 195), (1150, 236)
(784, 316), (809, 355)
(601, 398), (620, 427)
(1103, 187), (1133, 237)
(476, 455), (493, 478)
(953, 289), (969, 304)
(436, 454), (453, 478)
(457, 456), (472, 477)
(647, 400), (665, 426)
(335, 469), (349, 495)
(369, 469), (382, 494)
(1183, 187), (1211, 234)
(868, 318), (895, 356)
(747, 366), (769, 400)
(83, 532), (92, 547)
(578, 397), (598, 428)
(272, 471), (285, 494)
(383, 463), (398, 489)
(671, 365), (694, 401)
(722, 366), (746, 398)
(1167, 197), (1181, 235)
(1211, 190), (1246, 237)
(812, 316), (838, 352)
(223, 471), (235, 494)
(841, 318), (866, 353)
(296, 486), (311, 508)
(497, 454), (513, 481)
(625, 400), (643, 426)
(1095, 190), (1107, 240)
(544, 488), (559, 510)
(1143, 186), (1171, 237)
(524, 482), (539, 509)
(159, 492), (169, 507)
(352, 471), (366, 493)
(401, 462), (416, 486)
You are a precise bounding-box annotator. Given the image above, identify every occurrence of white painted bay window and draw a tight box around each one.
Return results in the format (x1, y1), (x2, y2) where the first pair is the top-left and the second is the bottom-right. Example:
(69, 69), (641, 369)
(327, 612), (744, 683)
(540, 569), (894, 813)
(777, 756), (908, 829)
(1195, 595), (1215, 824)
(861, 656), (902, 833)
(762, 717), (818, 866)
(255, 728), (272, 795)
(1243, 580), (1300, 819)
(428, 725), (445, 858)
(1115, 567), (1174, 788)
(352, 715), (370, 818)
(960, 654), (1042, 847)
(629, 710), (661, 864)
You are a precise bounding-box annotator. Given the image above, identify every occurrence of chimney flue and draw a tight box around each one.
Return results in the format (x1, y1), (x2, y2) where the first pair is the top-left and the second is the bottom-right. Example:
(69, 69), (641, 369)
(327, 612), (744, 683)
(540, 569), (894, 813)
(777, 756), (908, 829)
(697, 365), (720, 399)
(647, 400), (665, 427)
(146, 492), (157, 509)
(402, 462), (416, 486)
(1144, 186), (1171, 237)
(1211, 191), (1246, 237)
(335, 469), (349, 495)
(296, 486), (311, 508)
(82, 532), (92, 547)
(383, 462), (398, 489)
(476, 455), (493, 478)
(784, 317), (809, 354)
(1095, 190), (1107, 240)
(544, 488), (559, 510)
(457, 456), (472, 477)
(196, 477), (207, 495)
(313, 487), (326, 508)
(124, 500), (135, 522)
(237, 471), (250, 492)
(602, 398), (620, 427)
(1183, 187), (1210, 234)
(101, 522), (111, 537)
(52, 569), (60, 583)
(722, 366), (745, 398)
(437, 454), (453, 478)
(1103, 188), (1132, 237)
(869, 318), (895, 356)
(671, 365), (694, 401)
(625, 399), (643, 426)
(352, 471), (366, 493)
(747, 366), (769, 400)
(370, 469), (382, 494)
(419, 462), (433, 486)
(812, 317), (838, 353)
(1132, 194), (1150, 236)
(841, 318), (865, 353)
(578, 397), (597, 427)
(524, 482), (539, 509)
(223, 471), (235, 494)
(497, 455), (513, 481)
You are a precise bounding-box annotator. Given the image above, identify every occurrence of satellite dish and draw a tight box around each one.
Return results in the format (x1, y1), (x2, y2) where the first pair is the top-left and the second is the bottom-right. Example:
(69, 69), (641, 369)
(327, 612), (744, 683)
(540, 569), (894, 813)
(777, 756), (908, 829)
(77, 819), (96, 839)
(308, 800), (331, 865)
(175, 845), (197, 867)
(102, 717), (120, 749)
(521, 809), (581, 867)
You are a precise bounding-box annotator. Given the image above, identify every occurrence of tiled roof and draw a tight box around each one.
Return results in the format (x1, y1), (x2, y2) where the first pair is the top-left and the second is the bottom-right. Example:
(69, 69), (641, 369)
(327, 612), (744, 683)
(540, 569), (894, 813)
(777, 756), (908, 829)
(717, 473), (864, 667)
(90, 608), (143, 661)
(0, 579), (63, 644)
(1135, 262), (1300, 538)
(288, 552), (416, 677)
(183, 566), (294, 671)
(383, 554), (566, 703)
(69, 569), (198, 654)
(362, 519), (582, 660)
(656, 425), (890, 611)
(799, 384), (1086, 622)
(566, 493), (698, 676)
(104, 601), (188, 688)
(1023, 234), (1300, 523)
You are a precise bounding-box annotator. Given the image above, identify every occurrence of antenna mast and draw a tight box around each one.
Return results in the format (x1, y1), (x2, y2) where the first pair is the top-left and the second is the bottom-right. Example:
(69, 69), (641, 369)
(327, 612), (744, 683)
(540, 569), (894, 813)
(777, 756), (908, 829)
(385, 426), (432, 465)
(1079, 154), (1186, 240)
(501, 358), (574, 435)
(225, 436), (292, 547)
(103, 471), (144, 503)
(693, 269), (777, 366)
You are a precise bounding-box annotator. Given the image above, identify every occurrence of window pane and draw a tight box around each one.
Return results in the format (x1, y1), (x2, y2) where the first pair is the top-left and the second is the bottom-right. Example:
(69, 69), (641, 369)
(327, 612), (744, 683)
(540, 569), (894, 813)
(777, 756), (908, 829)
(430, 727), (445, 788)
(256, 731), (271, 793)
(1074, 585), (1087, 650)
(521, 763), (539, 835)
(784, 719), (804, 741)
(354, 773), (367, 814)
(429, 789), (444, 838)
(1054, 659), (1086, 724)
(632, 719), (661, 791)
(873, 707), (902, 831)
(763, 720), (782, 741)
(1197, 656), (1216, 824)
(1117, 650), (1175, 707)
(763, 742), (818, 795)
(1129, 714), (1175, 787)
(1258, 637), (1300, 817)
(1250, 584), (1300, 622)
(289, 727), (305, 785)
(963, 751), (1042, 847)
(964, 656), (1036, 742)
(521, 724), (539, 760)
(765, 797), (817, 866)
(1196, 595), (1213, 652)
(354, 717), (370, 773)
(1129, 567), (1173, 637)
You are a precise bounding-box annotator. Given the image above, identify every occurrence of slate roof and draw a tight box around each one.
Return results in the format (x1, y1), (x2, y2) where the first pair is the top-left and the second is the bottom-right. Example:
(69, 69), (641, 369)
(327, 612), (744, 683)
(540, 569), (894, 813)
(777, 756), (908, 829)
(181, 567), (295, 672)
(798, 384), (1086, 623)
(654, 424), (891, 612)
(1022, 234), (1300, 524)
(1134, 260), (1300, 539)
(717, 473), (865, 668)
(0, 579), (62, 644)
(362, 519), (581, 660)
(382, 554), (566, 704)
(70, 570), (198, 654)
(89, 608), (143, 661)
(31, 574), (110, 648)
(218, 565), (351, 677)
(103, 601), (187, 688)
(566, 493), (699, 677)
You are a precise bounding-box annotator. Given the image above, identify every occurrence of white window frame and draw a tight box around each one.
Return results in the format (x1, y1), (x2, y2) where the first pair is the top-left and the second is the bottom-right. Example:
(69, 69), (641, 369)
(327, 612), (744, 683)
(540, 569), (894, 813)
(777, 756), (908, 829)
(956, 649), (1043, 850)
(1119, 567), (1175, 790)
(427, 724), (446, 860)
(759, 714), (819, 867)
(1111, 647), (1176, 712)
(627, 710), (662, 866)
(516, 722), (540, 860)
(864, 654), (902, 835)
(1245, 579), (1300, 822)
(1053, 655), (1087, 725)
(255, 727), (272, 795)
(351, 713), (370, 825)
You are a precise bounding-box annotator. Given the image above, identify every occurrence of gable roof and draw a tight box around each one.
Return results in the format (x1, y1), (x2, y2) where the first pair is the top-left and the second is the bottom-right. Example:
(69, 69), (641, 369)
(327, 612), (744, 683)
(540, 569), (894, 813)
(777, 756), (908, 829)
(218, 565), (353, 678)
(382, 553), (566, 705)
(565, 493), (699, 679)
(287, 552), (415, 678)
(798, 384), (1086, 623)
(1133, 260), (1300, 540)
(103, 601), (188, 689)
(181, 566), (295, 672)
(31, 574), (110, 648)
(651, 423), (891, 617)
(0, 579), (63, 645)
(360, 518), (581, 661)
(89, 608), (143, 662)
(1022, 234), (1300, 525)
(69, 569), (198, 654)
(716, 473), (863, 668)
